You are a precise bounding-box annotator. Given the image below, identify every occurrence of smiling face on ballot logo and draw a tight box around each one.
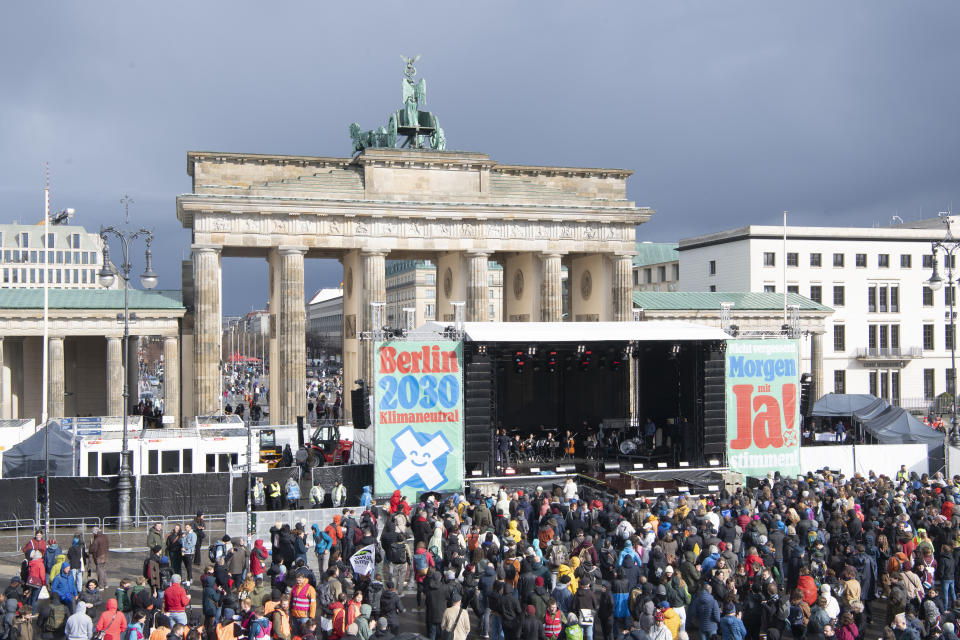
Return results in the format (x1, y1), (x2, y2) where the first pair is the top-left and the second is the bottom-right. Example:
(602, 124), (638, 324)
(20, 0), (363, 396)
(387, 426), (453, 491)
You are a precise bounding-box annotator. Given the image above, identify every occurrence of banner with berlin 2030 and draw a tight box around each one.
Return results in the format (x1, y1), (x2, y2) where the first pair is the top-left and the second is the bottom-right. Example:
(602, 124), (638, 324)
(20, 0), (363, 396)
(374, 340), (464, 496)
(724, 339), (801, 478)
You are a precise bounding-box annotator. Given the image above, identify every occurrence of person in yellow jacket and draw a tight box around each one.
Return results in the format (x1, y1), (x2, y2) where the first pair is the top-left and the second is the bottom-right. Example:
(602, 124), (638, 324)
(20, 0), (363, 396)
(558, 558), (579, 595)
(659, 602), (681, 640)
(506, 521), (523, 545)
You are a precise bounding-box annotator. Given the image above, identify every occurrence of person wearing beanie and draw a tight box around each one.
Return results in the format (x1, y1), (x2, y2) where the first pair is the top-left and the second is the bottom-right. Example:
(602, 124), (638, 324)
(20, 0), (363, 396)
(372, 617), (393, 640)
(441, 591), (470, 640)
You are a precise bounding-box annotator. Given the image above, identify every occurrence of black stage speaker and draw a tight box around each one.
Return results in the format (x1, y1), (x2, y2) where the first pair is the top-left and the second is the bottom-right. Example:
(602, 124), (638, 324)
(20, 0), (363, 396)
(702, 348), (726, 457)
(463, 351), (495, 472)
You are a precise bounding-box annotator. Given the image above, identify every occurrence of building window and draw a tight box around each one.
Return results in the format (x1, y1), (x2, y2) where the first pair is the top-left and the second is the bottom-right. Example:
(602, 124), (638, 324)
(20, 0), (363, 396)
(833, 325), (845, 352)
(925, 369), (936, 400)
(949, 368), (957, 397)
(890, 285), (899, 312)
(786, 252), (798, 267)
(923, 286), (934, 306)
(644, 268), (652, 284)
(763, 252), (776, 267)
(658, 266), (666, 281)
(763, 284), (775, 293)
(923, 254), (934, 269)
(425, 273), (435, 285)
(924, 324), (935, 350)
(947, 324), (955, 350)
(809, 285), (822, 303)
(948, 286), (956, 307)
(633, 271), (638, 286)
(856, 253), (867, 267)
(709, 260), (716, 275)
(18, 233), (28, 248)
(867, 286), (877, 312)
(489, 304), (495, 320)
(672, 264), (679, 280)
(425, 303), (435, 319)
(833, 253), (844, 267)
(787, 285), (799, 294)
(878, 254), (890, 268)
(709, 285), (716, 292)
(879, 286), (888, 312)
(810, 253), (822, 267)
(868, 325), (877, 349)
(900, 254), (912, 268)
(834, 370), (846, 394)
(833, 285), (845, 306)
(892, 371), (901, 405)
(869, 371), (878, 396)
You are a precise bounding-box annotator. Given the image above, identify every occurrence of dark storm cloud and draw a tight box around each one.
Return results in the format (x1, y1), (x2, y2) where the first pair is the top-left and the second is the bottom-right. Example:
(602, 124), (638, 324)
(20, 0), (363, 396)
(1, 1), (958, 313)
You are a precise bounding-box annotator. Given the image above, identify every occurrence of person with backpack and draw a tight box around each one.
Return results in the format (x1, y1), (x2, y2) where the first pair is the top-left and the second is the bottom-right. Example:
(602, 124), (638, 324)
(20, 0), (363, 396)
(40, 593), (69, 637)
(122, 610), (147, 640)
(413, 543), (435, 610)
(378, 581), (403, 635)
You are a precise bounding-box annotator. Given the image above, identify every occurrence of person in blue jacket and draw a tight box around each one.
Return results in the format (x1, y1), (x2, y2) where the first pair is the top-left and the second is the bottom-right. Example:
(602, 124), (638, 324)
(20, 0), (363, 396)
(285, 477), (301, 510)
(51, 562), (79, 614)
(311, 523), (333, 573)
(719, 602), (747, 640)
(361, 486), (373, 509)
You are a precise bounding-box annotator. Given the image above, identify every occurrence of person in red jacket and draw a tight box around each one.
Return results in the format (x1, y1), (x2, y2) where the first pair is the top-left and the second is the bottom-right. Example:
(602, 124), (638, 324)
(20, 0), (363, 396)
(329, 594), (348, 640)
(163, 575), (191, 625)
(26, 550), (46, 609)
(797, 567), (818, 606)
(250, 540), (269, 579)
(96, 598), (128, 640)
(22, 531), (47, 559)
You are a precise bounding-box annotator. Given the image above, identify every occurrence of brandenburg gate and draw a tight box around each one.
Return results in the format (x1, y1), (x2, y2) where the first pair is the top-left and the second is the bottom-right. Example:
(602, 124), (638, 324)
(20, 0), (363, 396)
(176, 61), (653, 424)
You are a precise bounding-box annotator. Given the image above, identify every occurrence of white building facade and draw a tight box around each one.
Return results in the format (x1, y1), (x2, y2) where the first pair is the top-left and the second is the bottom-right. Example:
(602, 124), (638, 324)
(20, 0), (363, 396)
(679, 218), (960, 409)
(0, 223), (117, 289)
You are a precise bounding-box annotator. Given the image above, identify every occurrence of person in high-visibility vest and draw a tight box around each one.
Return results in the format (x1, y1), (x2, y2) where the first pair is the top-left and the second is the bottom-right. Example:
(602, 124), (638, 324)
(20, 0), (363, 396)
(268, 482), (282, 511)
(289, 574), (316, 636)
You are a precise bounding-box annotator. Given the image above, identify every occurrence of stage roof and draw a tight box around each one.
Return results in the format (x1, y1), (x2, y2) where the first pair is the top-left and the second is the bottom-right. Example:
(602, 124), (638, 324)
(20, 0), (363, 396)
(418, 320), (730, 343)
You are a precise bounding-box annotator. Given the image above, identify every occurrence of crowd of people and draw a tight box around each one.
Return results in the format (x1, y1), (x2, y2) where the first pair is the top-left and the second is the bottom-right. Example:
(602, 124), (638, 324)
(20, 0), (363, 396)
(3, 466), (958, 640)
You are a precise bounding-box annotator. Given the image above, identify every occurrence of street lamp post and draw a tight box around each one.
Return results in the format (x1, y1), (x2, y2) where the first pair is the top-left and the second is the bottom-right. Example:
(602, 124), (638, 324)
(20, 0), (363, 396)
(98, 225), (157, 527)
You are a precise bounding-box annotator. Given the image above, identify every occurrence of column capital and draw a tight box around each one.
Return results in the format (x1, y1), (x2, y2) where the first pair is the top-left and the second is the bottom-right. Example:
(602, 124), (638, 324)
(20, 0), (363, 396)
(540, 252), (565, 260)
(191, 244), (221, 255)
(278, 245), (308, 256)
(466, 249), (492, 258)
(360, 249), (387, 258)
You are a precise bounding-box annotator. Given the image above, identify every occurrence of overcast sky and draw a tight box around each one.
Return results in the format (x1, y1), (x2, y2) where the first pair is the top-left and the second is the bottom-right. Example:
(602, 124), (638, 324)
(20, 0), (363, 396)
(2, 2), (958, 315)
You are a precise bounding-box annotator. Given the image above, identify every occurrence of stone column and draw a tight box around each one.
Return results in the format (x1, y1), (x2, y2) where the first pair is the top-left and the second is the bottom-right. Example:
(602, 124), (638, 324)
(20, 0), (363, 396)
(811, 331), (824, 403)
(613, 254), (634, 321)
(48, 337), (65, 419)
(106, 337), (123, 416)
(0, 337), (5, 420)
(541, 253), (563, 322)
(126, 336), (139, 415)
(279, 247), (307, 424)
(360, 250), (386, 385)
(193, 245), (222, 416)
(467, 251), (490, 322)
(163, 336), (180, 427)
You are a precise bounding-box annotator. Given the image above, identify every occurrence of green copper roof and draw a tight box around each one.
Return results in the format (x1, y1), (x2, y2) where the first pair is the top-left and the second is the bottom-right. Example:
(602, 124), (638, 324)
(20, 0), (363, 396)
(632, 291), (832, 312)
(0, 288), (184, 310)
(633, 242), (678, 267)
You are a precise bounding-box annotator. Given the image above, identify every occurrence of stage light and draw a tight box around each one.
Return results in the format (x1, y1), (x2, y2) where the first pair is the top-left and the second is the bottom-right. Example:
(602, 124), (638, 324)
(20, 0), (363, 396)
(527, 346), (537, 356)
(576, 344), (585, 354)
(579, 349), (592, 371)
(504, 467), (516, 475)
(547, 350), (558, 373)
(513, 350), (526, 373)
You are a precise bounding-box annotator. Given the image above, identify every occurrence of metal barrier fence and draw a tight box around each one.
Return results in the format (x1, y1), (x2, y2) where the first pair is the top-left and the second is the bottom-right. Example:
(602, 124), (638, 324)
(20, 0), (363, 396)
(0, 514), (228, 554)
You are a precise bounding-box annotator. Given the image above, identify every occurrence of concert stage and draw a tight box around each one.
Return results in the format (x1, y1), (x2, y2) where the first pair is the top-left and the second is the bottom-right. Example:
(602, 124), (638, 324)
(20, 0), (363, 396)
(418, 321), (730, 476)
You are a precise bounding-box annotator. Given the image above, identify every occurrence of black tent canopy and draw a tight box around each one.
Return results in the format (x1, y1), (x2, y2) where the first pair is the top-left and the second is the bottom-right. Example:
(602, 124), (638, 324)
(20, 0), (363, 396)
(1, 421), (74, 478)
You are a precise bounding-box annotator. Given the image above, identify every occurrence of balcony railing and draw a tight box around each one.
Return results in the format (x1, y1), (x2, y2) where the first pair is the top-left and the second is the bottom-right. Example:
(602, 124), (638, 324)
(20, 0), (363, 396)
(854, 347), (923, 359)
